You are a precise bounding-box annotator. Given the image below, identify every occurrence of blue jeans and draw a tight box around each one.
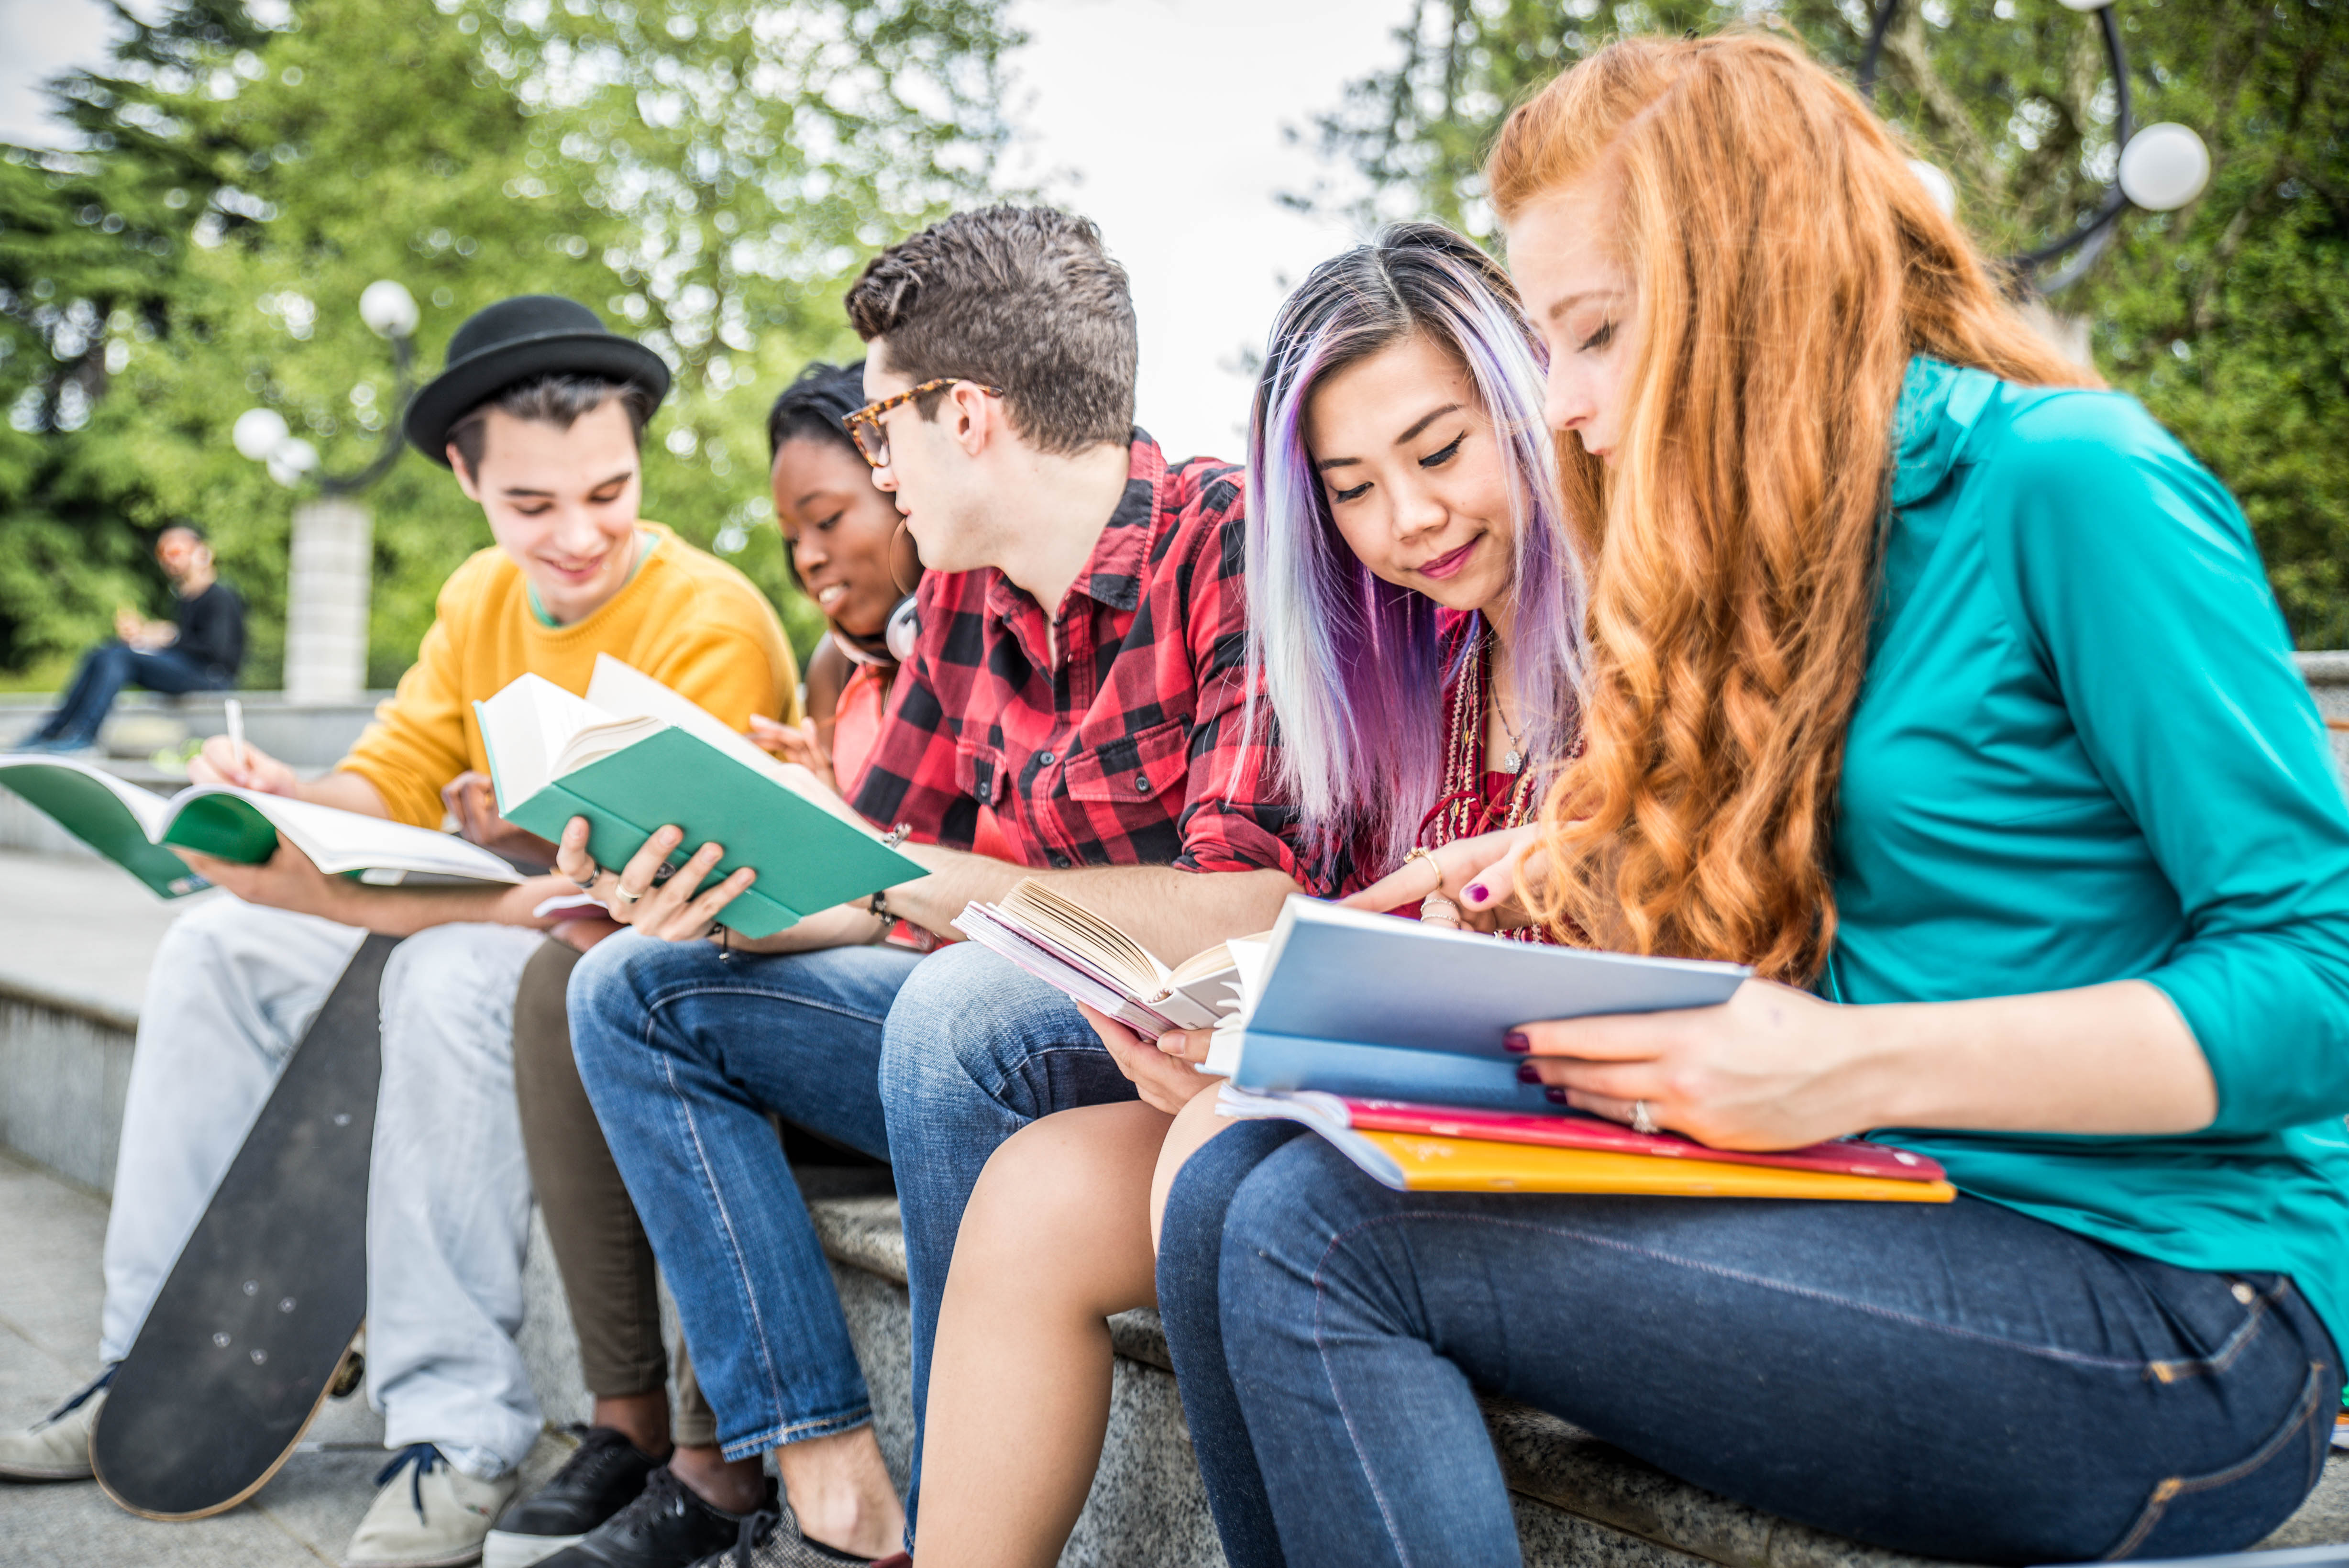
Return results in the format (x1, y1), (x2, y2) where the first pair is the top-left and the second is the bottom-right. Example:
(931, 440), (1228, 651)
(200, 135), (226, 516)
(1159, 1129), (2341, 1568)
(567, 931), (924, 1459)
(32, 641), (229, 745)
(878, 941), (1136, 1529)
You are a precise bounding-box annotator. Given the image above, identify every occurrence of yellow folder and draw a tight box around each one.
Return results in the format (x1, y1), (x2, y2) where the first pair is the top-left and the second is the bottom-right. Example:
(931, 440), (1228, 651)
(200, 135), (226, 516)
(1361, 1130), (1958, 1202)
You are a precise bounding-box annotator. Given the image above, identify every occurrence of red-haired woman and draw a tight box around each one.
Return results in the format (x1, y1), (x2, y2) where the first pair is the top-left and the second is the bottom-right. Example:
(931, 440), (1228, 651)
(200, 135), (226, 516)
(1153, 33), (2349, 1568)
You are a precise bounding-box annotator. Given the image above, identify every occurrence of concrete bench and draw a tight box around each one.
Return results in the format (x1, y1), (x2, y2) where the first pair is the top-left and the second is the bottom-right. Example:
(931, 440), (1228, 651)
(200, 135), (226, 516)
(8, 974), (2348, 1566)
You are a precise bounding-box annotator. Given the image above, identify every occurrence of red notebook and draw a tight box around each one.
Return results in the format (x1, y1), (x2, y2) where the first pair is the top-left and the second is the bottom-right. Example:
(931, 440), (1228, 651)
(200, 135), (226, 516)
(1336, 1097), (1945, 1182)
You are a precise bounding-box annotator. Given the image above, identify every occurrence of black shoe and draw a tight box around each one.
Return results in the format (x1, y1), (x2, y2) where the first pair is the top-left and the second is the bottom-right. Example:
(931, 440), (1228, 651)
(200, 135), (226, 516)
(684, 1505), (909, 1568)
(483, 1427), (664, 1568)
(540, 1465), (771, 1568)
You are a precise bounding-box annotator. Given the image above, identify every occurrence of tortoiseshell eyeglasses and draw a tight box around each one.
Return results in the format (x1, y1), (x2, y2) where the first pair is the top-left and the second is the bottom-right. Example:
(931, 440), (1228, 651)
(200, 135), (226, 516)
(842, 378), (1007, 469)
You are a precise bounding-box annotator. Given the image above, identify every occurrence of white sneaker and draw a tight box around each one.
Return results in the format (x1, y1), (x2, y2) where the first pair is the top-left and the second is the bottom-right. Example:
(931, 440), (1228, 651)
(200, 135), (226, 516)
(343, 1444), (517, 1568)
(0, 1387), (101, 1481)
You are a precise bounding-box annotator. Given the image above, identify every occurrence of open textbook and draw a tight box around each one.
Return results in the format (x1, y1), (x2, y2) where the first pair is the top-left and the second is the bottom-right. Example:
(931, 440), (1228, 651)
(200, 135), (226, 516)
(474, 655), (924, 939)
(0, 754), (523, 898)
(1203, 898), (1753, 1113)
(952, 879), (1256, 1034)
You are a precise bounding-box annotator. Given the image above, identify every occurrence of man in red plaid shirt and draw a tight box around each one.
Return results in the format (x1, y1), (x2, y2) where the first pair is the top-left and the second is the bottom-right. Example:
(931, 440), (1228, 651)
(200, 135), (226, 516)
(558, 206), (1319, 1568)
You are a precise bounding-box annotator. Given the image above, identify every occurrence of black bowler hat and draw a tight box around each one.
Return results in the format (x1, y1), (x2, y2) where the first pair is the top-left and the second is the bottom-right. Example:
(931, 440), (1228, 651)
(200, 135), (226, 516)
(402, 295), (672, 467)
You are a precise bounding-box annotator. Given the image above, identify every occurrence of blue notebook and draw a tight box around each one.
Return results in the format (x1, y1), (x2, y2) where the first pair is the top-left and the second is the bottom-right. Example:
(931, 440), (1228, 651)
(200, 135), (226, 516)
(1220, 900), (1752, 1114)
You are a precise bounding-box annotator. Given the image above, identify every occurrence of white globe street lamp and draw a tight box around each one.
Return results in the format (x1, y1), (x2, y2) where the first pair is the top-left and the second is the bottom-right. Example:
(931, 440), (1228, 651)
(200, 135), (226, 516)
(265, 437), (320, 490)
(232, 407), (292, 464)
(2118, 123), (2214, 212)
(358, 280), (420, 341)
(1859, 0), (2213, 296)
(234, 279), (421, 704)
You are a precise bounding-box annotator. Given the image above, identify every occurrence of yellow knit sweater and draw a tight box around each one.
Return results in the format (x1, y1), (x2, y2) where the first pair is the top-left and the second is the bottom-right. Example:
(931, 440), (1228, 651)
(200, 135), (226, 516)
(340, 523), (801, 828)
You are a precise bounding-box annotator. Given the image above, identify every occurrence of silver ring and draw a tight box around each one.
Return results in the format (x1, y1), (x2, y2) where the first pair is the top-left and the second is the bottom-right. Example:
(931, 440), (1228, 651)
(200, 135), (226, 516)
(570, 857), (603, 891)
(609, 877), (645, 906)
(1630, 1100), (1658, 1136)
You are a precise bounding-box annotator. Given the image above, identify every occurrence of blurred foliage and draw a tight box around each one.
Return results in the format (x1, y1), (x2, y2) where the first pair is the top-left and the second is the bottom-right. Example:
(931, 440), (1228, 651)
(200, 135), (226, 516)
(0, 0), (1019, 685)
(1294, 0), (2349, 647)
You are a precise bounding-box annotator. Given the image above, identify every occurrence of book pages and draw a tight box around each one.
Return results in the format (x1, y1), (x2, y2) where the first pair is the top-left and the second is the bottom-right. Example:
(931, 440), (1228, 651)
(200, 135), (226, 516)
(164, 787), (522, 883)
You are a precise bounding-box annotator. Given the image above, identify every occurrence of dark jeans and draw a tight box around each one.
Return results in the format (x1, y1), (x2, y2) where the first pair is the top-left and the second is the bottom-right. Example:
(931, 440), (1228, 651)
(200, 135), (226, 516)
(1158, 1127), (2341, 1568)
(569, 932), (924, 1462)
(31, 641), (229, 746)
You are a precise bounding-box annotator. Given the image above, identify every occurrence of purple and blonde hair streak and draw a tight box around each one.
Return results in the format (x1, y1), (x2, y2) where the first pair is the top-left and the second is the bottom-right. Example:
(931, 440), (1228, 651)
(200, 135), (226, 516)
(1246, 221), (1586, 872)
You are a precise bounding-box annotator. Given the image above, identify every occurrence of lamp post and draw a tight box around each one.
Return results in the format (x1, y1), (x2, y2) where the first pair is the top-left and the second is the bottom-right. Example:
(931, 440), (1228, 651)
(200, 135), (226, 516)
(1857, 0), (2212, 295)
(232, 279), (419, 704)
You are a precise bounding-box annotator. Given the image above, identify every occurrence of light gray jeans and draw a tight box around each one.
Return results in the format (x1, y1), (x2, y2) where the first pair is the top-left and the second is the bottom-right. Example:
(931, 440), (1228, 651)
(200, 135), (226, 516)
(100, 895), (546, 1478)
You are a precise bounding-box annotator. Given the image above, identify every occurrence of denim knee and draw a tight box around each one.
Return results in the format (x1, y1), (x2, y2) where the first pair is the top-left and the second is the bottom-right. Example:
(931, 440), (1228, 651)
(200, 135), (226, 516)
(565, 929), (710, 1083)
(878, 940), (1070, 1115)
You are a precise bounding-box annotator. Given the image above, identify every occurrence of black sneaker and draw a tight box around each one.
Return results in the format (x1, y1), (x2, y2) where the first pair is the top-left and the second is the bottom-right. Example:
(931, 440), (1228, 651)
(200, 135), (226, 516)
(685, 1505), (909, 1568)
(483, 1427), (664, 1568)
(540, 1465), (771, 1568)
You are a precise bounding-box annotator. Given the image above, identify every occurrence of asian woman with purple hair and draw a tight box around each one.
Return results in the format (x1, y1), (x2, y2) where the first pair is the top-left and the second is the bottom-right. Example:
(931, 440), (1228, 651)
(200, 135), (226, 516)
(907, 222), (1587, 1568)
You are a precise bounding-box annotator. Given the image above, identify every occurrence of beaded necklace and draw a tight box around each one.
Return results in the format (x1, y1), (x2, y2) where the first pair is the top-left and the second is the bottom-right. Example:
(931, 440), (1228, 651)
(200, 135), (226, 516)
(1415, 625), (1541, 850)
(1411, 624), (1580, 945)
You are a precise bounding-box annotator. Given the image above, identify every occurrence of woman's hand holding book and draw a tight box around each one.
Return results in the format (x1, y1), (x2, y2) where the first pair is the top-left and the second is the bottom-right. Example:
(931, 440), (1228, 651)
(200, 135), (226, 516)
(1513, 979), (1884, 1151)
(1078, 1004), (1217, 1115)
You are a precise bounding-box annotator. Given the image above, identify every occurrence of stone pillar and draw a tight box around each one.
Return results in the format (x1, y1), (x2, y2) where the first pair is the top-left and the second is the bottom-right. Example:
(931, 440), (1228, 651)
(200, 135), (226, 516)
(284, 497), (372, 703)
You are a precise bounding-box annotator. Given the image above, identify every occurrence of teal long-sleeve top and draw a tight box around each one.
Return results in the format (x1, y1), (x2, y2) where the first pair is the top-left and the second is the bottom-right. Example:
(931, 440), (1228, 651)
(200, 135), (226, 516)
(1833, 357), (2349, 1347)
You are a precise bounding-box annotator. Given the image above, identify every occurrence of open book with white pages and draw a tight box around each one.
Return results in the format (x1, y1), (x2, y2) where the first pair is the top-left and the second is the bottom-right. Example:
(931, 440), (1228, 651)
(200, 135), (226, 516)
(951, 879), (1258, 1035)
(0, 754), (522, 899)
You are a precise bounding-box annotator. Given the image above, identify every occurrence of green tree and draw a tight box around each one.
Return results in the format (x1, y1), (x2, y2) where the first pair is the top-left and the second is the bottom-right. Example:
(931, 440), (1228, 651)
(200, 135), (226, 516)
(0, 0), (1019, 686)
(1294, 0), (2349, 645)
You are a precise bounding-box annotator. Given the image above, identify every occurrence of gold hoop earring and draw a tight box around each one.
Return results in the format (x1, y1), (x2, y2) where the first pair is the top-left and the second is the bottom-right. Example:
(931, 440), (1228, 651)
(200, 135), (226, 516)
(888, 518), (919, 597)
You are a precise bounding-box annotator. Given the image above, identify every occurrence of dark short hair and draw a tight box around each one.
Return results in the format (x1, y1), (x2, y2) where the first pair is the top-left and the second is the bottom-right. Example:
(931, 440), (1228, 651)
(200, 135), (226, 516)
(156, 520), (206, 544)
(766, 361), (867, 461)
(842, 205), (1136, 455)
(446, 374), (658, 475)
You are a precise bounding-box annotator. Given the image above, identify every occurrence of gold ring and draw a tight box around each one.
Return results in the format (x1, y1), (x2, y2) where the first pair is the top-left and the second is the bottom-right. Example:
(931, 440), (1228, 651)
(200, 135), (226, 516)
(1403, 846), (1444, 896)
(610, 878), (645, 906)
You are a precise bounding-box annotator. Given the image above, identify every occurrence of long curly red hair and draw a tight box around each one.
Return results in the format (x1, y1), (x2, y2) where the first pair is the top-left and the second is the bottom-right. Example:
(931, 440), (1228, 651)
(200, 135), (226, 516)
(1490, 33), (2096, 981)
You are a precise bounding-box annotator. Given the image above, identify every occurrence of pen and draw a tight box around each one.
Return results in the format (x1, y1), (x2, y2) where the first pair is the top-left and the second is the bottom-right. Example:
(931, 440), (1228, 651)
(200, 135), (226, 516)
(224, 697), (250, 777)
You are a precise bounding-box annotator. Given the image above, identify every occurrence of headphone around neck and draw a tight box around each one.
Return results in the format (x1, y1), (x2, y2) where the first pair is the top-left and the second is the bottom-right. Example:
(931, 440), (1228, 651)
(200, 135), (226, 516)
(833, 595), (921, 668)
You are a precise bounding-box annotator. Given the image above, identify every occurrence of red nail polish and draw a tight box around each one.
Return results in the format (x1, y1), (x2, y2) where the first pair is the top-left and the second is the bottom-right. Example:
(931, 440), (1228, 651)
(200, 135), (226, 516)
(1465, 883), (1489, 903)
(1503, 1032), (1530, 1053)
(1516, 1063), (1540, 1084)
(1544, 1087), (1568, 1104)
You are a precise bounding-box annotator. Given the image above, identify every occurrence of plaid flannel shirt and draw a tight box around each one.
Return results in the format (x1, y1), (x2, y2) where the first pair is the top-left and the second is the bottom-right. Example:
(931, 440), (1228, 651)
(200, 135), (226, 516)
(850, 431), (1329, 891)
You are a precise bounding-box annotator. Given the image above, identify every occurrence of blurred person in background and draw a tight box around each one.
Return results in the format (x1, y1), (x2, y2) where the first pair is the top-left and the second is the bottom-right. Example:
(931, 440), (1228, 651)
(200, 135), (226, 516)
(17, 521), (245, 754)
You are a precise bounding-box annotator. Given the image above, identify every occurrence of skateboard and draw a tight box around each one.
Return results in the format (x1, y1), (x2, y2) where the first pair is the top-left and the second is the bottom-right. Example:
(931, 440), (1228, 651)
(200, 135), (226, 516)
(92, 933), (399, 1520)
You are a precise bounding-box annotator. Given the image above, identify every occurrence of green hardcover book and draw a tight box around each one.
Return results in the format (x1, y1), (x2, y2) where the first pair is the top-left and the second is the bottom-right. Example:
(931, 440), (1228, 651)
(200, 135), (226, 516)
(0, 755), (524, 897)
(474, 657), (925, 939)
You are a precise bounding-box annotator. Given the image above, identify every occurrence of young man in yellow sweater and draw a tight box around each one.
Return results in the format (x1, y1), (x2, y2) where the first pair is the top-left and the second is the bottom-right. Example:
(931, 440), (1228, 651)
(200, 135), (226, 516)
(0, 298), (798, 1568)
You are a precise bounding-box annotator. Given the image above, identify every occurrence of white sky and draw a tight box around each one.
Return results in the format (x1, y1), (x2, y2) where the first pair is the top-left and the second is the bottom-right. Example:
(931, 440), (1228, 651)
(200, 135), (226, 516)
(0, 0), (1418, 458)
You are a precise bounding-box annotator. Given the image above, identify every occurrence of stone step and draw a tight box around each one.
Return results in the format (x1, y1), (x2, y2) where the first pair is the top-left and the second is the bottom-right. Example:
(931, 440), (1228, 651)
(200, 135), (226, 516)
(0, 689), (391, 782)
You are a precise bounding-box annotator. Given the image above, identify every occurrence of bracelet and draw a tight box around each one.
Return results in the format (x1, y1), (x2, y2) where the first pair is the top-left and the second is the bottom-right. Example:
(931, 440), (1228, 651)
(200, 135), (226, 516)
(881, 824), (913, 850)
(868, 888), (893, 925)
